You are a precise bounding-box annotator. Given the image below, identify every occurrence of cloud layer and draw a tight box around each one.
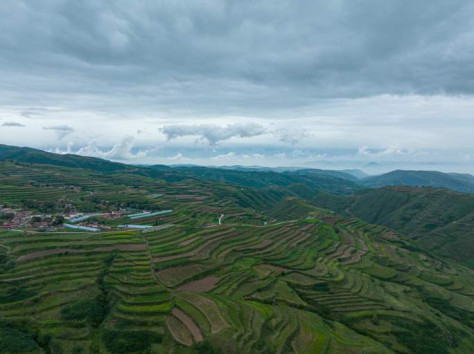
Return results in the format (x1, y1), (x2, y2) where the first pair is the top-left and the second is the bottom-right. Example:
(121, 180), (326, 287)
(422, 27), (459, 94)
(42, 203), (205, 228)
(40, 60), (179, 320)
(0, 1), (473, 172)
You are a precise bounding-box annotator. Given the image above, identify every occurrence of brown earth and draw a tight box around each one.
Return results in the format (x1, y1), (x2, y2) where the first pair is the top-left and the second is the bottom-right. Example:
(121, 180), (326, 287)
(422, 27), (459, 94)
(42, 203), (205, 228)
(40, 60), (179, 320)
(16, 243), (147, 263)
(176, 275), (220, 292)
(288, 232), (311, 248)
(341, 250), (366, 265)
(166, 316), (193, 346)
(299, 223), (315, 231)
(154, 230), (241, 263)
(176, 292), (228, 334)
(338, 229), (356, 247)
(172, 308), (204, 342)
(179, 236), (201, 246)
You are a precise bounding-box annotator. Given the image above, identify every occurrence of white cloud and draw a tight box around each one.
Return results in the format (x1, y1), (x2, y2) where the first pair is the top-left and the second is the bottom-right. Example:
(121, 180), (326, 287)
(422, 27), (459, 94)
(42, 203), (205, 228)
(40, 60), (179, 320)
(357, 145), (412, 157)
(43, 125), (75, 139)
(212, 152), (235, 160)
(52, 142), (74, 155)
(161, 123), (267, 145)
(101, 136), (138, 160)
(242, 153), (265, 159)
(167, 153), (189, 162)
(65, 137), (147, 161)
(277, 128), (311, 145)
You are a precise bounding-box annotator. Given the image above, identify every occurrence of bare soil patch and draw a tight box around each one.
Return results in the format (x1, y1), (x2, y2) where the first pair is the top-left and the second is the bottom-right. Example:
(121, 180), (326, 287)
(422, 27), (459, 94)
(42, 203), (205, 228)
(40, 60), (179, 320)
(172, 308), (203, 342)
(382, 231), (400, 241)
(322, 217), (338, 226)
(16, 248), (84, 263)
(167, 316), (193, 346)
(176, 275), (220, 292)
(289, 232), (311, 248)
(337, 246), (356, 261)
(154, 230), (240, 262)
(341, 250), (366, 265)
(156, 263), (212, 287)
(179, 236), (200, 246)
(94, 244), (147, 252)
(339, 229), (356, 247)
(16, 243), (147, 263)
(176, 292), (228, 334)
(237, 239), (272, 250)
(299, 223), (315, 231)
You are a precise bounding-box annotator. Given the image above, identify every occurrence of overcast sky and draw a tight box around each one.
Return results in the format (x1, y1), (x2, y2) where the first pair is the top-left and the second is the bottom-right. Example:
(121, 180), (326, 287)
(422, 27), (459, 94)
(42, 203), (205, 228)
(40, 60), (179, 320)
(1, 0), (473, 173)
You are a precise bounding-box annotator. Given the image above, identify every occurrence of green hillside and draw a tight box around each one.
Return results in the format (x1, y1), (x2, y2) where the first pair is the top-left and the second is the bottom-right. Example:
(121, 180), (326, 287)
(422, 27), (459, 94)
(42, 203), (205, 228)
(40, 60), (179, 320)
(1, 154), (474, 353)
(340, 187), (474, 267)
(165, 166), (362, 195)
(0, 144), (140, 174)
(362, 170), (474, 194)
(0, 145), (360, 196)
(285, 168), (361, 182)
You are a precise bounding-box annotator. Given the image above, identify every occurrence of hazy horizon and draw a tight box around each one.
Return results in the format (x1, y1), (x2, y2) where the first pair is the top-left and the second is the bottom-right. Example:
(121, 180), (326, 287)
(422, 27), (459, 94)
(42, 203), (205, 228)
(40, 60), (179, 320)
(1, 1), (473, 173)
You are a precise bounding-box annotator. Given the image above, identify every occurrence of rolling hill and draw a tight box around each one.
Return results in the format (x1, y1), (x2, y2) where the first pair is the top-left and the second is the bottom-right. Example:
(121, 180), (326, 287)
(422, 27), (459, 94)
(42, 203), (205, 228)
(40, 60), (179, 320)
(284, 168), (361, 182)
(361, 170), (474, 194)
(337, 187), (474, 267)
(1, 147), (474, 352)
(0, 144), (362, 196)
(0, 144), (139, 174)
(168, 166), (362, 195)
(2, 159), (474, 353)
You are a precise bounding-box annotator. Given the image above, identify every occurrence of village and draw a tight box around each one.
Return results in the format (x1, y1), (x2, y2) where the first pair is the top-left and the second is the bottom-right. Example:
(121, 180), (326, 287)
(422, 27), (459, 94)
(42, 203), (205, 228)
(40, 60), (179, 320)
(0, 205), (173, 233)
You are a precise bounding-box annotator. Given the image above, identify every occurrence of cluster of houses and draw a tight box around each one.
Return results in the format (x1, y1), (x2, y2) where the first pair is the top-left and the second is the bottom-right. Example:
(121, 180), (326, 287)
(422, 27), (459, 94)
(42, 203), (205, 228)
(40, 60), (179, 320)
(0, 207), (50, 230)
(0, 206), (173, 233)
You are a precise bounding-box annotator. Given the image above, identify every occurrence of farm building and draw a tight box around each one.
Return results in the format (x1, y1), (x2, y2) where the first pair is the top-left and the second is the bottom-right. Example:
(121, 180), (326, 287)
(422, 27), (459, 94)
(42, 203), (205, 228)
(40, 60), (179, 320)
(118, 224), (153, 229)
(127, 210), (173, 220)
(67, 215), (93, 223)
(63, 223), (100, 232)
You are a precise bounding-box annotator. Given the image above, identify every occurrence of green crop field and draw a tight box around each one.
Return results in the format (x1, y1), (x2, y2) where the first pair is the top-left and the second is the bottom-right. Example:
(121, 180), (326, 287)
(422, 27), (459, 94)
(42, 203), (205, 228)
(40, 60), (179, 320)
(1, 151), (474, 353)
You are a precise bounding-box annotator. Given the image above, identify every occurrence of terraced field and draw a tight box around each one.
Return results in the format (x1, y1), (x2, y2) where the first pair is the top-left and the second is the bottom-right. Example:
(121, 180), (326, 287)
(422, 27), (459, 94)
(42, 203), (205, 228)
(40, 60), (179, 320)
(3, 209), (474, 353)
(2, 160), (474, 353)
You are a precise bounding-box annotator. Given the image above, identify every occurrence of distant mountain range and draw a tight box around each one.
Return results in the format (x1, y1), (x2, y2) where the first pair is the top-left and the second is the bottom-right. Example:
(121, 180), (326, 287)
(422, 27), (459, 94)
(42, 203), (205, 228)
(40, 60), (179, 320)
(361, 169), (474, 194)
(1, 144), (473, 194)
(289, 168), (474, 194)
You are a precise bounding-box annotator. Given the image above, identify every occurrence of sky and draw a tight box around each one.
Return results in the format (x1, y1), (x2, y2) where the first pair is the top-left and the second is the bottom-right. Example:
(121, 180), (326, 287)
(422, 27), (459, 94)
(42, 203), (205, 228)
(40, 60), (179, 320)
(0, 0), (473, 174)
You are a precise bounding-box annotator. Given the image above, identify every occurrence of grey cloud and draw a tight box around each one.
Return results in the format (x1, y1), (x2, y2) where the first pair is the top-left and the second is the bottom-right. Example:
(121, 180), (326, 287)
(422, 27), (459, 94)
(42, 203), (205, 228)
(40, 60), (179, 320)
(43, 125), (75, 139)
(0, 1), (473, 172)
(1, 0), (474, 117)
(161, 123), (266, 145)
(277, 128), (310, 146)
(18, 107), (49, 118)
(2, 121), (25, 127)
(20, 111), (41, 118)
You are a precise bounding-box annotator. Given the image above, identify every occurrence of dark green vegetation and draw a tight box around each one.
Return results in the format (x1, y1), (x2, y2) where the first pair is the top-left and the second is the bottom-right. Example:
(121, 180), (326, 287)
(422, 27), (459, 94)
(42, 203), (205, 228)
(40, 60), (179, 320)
(319, 187), (474, 267)
(1, 146), (474, 353)
(167, 165), (362, 195)
(360, 169), (474, 194)
(0, 144), (361, 196)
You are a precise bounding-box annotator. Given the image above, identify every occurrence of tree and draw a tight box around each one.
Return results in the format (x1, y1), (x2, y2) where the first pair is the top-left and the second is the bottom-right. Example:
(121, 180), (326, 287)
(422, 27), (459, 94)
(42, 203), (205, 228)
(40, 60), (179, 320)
(53, 215), (65, 225)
